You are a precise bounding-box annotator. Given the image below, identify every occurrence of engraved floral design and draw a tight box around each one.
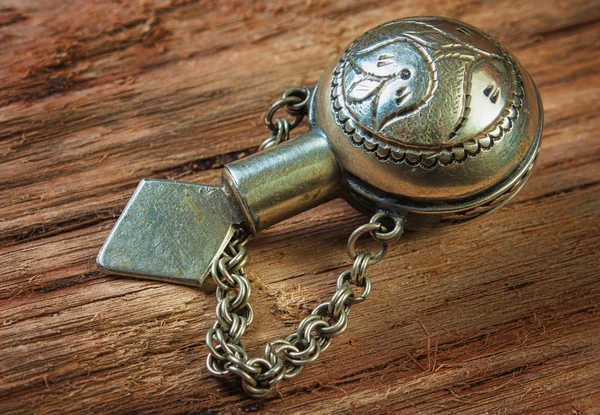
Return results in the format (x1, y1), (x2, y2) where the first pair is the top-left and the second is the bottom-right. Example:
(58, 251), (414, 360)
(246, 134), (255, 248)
(346, 39), (436, 132)
(331, 20), (524, 168)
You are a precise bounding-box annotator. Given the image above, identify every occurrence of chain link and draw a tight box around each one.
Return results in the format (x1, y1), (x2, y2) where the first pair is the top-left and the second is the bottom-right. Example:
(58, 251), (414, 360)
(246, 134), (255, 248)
(206, 213), (403, 398)
(205, 89), (403, 397)
(258, 87), (310, 151)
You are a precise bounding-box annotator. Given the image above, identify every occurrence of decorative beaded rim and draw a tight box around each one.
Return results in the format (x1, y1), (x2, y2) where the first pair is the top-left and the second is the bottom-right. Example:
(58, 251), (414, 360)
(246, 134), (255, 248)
(330, 23), (525, 169)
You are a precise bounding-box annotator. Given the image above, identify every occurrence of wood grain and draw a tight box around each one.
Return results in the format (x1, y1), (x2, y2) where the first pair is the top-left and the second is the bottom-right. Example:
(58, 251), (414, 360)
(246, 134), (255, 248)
(1, 0), (599, 413)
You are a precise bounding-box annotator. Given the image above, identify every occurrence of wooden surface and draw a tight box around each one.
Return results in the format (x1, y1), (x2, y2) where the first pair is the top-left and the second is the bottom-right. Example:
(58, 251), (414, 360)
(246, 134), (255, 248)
(1, 1), (599, 413)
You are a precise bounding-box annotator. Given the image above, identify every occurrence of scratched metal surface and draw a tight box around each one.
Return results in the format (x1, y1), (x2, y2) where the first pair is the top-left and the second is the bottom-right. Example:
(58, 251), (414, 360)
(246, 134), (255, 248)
(98, 179), (238, 286)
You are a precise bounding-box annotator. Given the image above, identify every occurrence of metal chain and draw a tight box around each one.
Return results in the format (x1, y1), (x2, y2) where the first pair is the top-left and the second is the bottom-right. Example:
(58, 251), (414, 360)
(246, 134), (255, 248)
(258, 87), (310, 151)
(205, 89), (403, 397)
(206, 212), (403, 398)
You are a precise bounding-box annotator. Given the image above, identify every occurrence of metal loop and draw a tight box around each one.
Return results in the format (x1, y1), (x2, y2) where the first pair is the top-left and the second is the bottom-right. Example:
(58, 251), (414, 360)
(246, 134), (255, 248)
(221, 273), (251, 311)
(215, 297), (234, 328)
(211, 255), (236, 290)
(336, 270), (371, 304)
(313, 302), (349, 338)
(293, 316), (322, 350)
(206, 353), (231, 377)
(206, 329), (248, 369)
(267, 340), (304, 379)
(205, 328), (229, 361)
(370, 212), (404, 244)
(347, 222), (388, 264)
(259, 119), (291, 151)
(228, 363), (259, 387)
(298, 317), (330, 346)
(229, 229), (248, 250)
(249, 356), (283, 385)
(226, 244), (249, 273)
(226, 354), (258, 377)
(268, 340), (299, 357)
(276, 118), (290, 142)
(328, 285), (354, 319)
(226, 314), (247, 344)
(282, 87), (310, 115)
(265, 96), (304, 132)
(241, 380), (273, 399)
(284, 339), (322, 366)
(350, 252), (371, 285)
(260, 87), (309, 151)
(215, 297), (254, 329)
(318, 314), (349, 338)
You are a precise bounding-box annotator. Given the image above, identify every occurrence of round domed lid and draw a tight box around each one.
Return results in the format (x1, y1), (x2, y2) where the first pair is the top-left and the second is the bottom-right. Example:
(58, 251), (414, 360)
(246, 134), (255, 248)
(316, 17), (541, 209)
(330, 17), (523, 168)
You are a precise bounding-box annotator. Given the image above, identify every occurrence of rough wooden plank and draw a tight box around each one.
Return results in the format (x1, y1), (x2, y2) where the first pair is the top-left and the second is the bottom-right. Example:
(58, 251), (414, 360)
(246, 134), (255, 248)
(1, 0), (599, 414)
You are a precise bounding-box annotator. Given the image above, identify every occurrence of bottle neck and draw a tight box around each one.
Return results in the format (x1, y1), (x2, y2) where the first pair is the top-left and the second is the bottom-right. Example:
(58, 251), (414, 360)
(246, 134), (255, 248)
(223, 130), (341, 234)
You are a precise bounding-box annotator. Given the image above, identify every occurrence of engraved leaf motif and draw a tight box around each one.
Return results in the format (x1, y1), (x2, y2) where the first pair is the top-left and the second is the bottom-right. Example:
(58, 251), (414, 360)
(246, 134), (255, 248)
(373, 78), (415, 131)
(347, 78), (383, 102)
(368, 52), (434, 131)
(350, 42), (416, 78)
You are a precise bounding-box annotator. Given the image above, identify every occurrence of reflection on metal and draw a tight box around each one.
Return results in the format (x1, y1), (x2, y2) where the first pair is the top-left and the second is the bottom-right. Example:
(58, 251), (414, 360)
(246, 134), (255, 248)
(97, 179), (241, 285)
(98, 16), (544, 399)
(98, 16), (542, 283)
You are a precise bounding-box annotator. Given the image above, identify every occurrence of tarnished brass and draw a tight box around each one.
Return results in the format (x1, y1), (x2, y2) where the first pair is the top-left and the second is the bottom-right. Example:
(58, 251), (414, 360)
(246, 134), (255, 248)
(98, 16), (543, 285)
